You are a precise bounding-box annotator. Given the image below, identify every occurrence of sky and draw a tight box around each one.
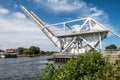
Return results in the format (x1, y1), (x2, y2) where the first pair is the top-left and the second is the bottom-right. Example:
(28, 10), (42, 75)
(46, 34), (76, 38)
(0, 0), (120, 51)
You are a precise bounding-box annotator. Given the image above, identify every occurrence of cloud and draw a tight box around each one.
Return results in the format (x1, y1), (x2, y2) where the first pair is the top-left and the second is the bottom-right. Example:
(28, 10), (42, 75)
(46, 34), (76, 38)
(0, 8), (10, 15)
(12, 12), (26, 19)
(0, 7), (57, 51)
(33, 0), (109, 23)
(33, 0), (87, 13)
(46, 0), (86, 12)
(89, 7), (104, 18)
(86, 7), (117, 34)
(33, 0), (114, 30)
(32, 0), (107, 23)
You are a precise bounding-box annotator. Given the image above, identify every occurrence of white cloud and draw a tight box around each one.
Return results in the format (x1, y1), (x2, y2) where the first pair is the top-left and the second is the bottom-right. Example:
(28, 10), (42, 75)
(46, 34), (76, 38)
(0, 8), (57, 51)
(32, 0), (109, 23)
(0, 8), (10, 15)
(33, 0), (86, 13)
(33, 0), (110, 26)
(12, 12), (26, 19)
(83, 7), (117, 33)
(46, 0), (86, 12)
(89, 7), (104, 18)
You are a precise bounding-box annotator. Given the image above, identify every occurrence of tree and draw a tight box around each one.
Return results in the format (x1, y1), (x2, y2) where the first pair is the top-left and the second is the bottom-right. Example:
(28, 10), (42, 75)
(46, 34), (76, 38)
(41, 51), (119, 80)
(105, 44), (117, 49)
(23, 49), (32, 55)
(18, 47), (26, 54)
(40, 50), (46, 55)
(29, 46), (40, 54)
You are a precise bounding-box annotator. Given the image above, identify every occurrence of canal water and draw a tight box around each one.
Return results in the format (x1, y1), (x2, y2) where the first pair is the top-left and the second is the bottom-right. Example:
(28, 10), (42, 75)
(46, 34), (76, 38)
(0, 56), (58, 80)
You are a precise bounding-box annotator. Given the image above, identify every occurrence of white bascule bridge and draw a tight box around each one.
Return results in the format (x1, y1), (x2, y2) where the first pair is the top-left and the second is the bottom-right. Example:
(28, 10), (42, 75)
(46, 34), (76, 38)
(20, 6), (120, 55)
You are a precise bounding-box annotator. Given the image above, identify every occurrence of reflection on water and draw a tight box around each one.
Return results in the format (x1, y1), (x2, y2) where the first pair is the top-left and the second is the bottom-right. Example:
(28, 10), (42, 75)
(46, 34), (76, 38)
(0, 56), (55, 80)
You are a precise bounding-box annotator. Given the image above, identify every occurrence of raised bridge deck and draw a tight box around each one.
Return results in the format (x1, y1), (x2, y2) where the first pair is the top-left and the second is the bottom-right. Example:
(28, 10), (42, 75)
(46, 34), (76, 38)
(57, 30), (108, 38)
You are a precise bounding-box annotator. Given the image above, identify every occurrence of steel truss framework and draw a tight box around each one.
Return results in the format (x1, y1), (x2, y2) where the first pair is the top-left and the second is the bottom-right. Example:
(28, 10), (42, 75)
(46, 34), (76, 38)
(20, 5), (120, 54)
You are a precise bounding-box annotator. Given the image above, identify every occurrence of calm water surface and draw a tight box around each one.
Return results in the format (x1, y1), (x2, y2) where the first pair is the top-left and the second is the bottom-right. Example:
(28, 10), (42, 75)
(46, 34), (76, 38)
(0, 56), (58, 80)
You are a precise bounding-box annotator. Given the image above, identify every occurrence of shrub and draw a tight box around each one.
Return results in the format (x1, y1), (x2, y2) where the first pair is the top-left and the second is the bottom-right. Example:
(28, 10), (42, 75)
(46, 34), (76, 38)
(40, 51), (119, 80)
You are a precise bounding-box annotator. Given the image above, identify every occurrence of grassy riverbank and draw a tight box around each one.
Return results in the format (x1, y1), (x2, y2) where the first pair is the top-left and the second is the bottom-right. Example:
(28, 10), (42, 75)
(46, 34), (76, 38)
(17, 46), (57, 57)
(17, 51), (58, 57)
(17, 52), (55, 57)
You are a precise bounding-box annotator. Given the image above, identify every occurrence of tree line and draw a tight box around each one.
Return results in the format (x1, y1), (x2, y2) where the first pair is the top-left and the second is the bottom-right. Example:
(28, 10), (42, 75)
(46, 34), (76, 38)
(105, 44), (120, 50)
(18, 46), (56, 56)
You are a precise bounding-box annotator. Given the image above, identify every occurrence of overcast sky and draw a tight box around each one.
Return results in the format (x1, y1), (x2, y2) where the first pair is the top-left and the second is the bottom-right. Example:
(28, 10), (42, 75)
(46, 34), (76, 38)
(0, 0), (120, 51)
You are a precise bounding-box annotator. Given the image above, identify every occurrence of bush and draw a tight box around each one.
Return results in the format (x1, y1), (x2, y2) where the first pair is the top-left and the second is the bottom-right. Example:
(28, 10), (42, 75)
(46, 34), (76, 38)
(40, 51), (119, 80)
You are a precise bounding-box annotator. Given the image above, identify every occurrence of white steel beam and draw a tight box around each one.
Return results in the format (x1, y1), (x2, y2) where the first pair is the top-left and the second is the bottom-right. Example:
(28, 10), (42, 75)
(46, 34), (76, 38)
(47, 18), (87, 27)
(99, 33), (102, 50)
(79, 19), (89, 31)
(91, 18), (120, 38)
(80, 36), (98, 51)
(91, 18), (108, 30)
(62, 37), (77, 53)
(20, 5), (61, 48)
